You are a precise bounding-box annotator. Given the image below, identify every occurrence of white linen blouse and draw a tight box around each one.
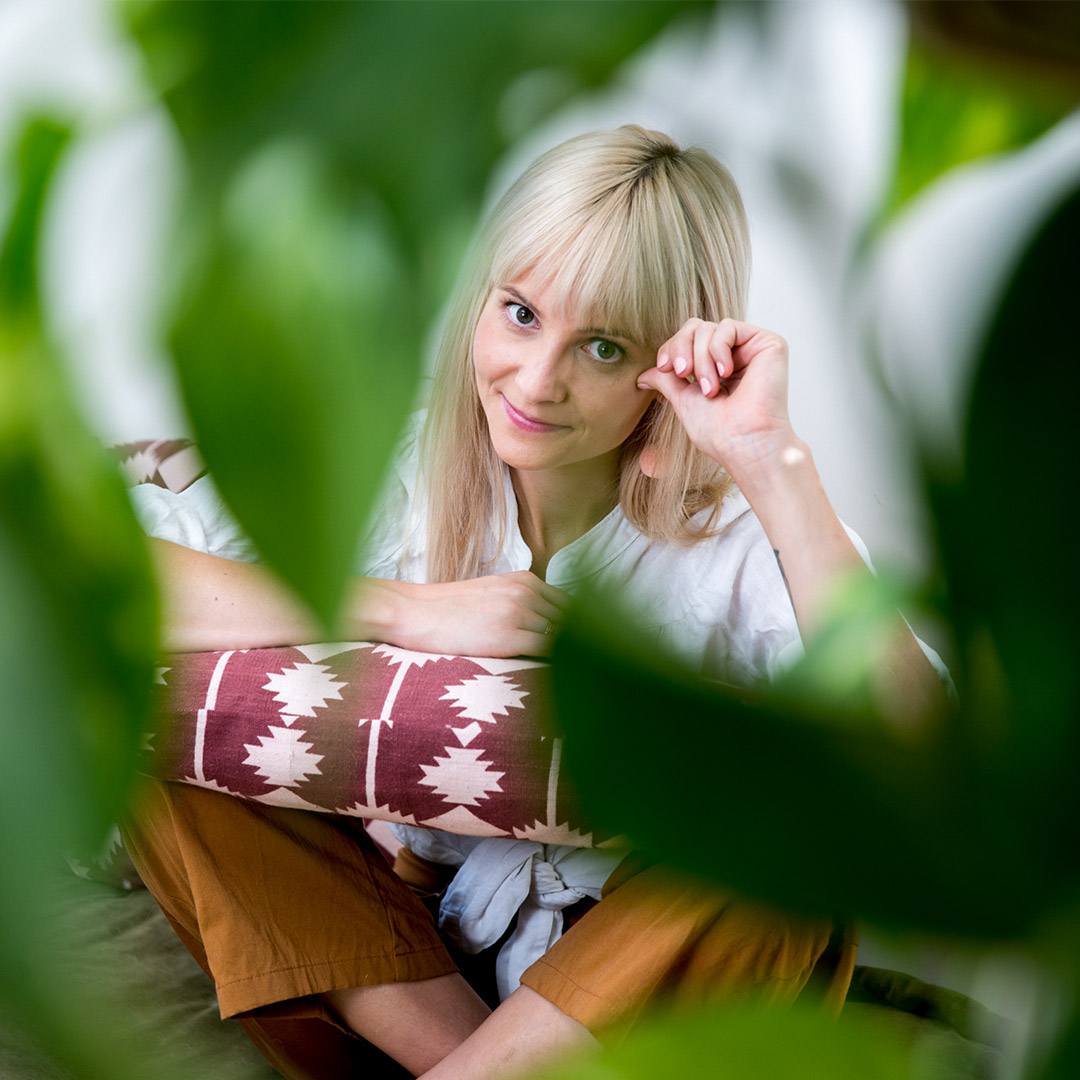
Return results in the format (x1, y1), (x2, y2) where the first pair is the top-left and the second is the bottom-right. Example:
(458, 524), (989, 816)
(130, 407), (955, 999)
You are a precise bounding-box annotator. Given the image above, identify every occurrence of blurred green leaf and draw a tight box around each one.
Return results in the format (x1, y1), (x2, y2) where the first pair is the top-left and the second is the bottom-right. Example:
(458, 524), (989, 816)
(550, 173), (1080, 941)
(767, 564), (923, 720)
(0, 116), (174, 1080)
(1034, 1001), (1080, 1080)
(914, 174), (1080, 859)
(0, 117), (68, 316)
(0, 117), (157, 850)
(874, 31), (1076, 233)
(550, 581), (1041, 938)
(119, 0), (712, 243)
(524, 997), (921, 1080)
(167, 139), (416, 632)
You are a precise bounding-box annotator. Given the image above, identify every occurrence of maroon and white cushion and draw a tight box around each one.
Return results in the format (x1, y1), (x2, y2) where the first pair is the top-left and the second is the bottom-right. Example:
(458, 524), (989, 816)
(71, 440), (599, 889)
(144, 642), (599, 846)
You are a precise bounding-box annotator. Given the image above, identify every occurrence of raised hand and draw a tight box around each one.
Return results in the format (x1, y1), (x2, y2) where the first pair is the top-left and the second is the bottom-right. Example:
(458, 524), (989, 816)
(635, 317), (799, 480)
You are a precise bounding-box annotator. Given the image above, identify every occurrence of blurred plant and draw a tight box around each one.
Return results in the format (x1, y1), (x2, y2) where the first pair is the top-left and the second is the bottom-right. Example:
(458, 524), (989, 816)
(2, 0), (1078, 1077)
(540, 16), (1080, 1080)
(0, 0), (707, 1076)
(0, 115), (185, 1080)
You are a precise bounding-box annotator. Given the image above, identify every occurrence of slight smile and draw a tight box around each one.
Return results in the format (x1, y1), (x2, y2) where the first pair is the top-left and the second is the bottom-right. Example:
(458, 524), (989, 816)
(500, 394), (569, 433)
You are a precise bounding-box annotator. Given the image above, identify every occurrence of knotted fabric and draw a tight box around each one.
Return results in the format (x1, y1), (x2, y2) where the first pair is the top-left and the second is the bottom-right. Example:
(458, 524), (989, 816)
(389, 826), (626, 1000)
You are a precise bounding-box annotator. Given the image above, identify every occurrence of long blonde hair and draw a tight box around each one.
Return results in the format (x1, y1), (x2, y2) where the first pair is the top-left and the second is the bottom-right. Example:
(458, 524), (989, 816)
(420, 124), (751, 583)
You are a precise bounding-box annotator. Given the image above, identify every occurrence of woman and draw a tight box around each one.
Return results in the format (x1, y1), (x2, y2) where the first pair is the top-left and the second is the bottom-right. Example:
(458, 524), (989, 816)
(122, 124), (953, 1079)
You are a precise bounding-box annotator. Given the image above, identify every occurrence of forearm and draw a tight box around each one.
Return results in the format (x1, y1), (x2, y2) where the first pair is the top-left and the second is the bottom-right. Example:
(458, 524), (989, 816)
(149, 538), (406, 652)
(731, 436), (950, 729)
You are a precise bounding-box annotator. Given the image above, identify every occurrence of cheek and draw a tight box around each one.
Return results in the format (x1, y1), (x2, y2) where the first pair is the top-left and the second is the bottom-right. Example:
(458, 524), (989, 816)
(615, 386), (655, 438)
(471, 322), (499, 381)
(587, 381), (649, 440)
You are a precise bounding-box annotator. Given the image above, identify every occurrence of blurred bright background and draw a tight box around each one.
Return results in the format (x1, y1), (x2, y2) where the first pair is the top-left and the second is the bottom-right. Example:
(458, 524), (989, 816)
(2, 1), (1078, 1077)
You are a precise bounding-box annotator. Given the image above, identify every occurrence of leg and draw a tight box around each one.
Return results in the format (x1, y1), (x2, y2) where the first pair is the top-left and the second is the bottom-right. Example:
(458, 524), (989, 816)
(412, 860), (853, 1079)
(520, 861), (848, 1032)
(323, 976), (491, 1075)
(417, 986), (596, 1080)
(118, 776), (485, 1078)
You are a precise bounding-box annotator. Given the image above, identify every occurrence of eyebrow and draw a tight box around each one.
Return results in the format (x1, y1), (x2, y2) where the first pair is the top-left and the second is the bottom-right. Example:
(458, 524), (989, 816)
(500, 284), (639, 346)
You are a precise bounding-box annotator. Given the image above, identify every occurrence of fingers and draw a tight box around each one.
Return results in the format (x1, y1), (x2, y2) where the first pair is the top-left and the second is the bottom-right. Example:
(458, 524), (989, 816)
(521, 573), (572, 611)
(692, 323), (721, 398)
(523, 607), (559, 636)
(657, 318), (742, 398)
(515, 609), (560, 658)
(530, 595), (564, 627)
(517, 632), (554, 658)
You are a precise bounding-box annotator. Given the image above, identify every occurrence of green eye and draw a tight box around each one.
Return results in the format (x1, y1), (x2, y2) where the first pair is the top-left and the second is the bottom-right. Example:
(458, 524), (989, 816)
(587, 339), (622, 364)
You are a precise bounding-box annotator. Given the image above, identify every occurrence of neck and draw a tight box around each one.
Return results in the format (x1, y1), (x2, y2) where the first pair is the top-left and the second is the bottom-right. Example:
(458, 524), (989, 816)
(510, 450), (620, 569)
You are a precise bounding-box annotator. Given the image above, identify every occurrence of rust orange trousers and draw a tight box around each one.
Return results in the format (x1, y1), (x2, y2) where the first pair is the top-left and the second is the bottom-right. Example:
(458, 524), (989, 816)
(118, 777), (856, 1079)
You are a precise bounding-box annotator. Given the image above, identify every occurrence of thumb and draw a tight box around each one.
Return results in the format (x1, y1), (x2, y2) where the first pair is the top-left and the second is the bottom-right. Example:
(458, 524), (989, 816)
(637, 367), (685, 398)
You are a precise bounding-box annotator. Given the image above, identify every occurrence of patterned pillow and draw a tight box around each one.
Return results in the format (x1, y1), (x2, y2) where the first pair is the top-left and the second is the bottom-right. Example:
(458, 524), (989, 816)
(144, 642), (598, 846)
(70, 441), (595, 889)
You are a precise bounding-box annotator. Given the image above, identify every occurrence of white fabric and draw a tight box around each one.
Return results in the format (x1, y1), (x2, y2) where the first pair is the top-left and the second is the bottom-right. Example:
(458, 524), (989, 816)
(128, 406), (957, 998)
(401, 829), (626, 999)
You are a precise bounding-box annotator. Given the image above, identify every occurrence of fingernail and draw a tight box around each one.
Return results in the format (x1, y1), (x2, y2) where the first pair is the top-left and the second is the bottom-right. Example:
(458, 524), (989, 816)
(674, 357), (688, 375)
(700, 378), (711, 395)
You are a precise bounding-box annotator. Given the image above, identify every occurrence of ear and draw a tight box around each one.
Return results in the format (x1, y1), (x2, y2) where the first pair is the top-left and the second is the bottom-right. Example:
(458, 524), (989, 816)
(639, 445), (666, 479)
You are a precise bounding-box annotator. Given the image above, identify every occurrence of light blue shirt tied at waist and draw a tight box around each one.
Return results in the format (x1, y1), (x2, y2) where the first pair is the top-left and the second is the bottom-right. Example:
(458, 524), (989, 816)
(389, 825), (627, 1000)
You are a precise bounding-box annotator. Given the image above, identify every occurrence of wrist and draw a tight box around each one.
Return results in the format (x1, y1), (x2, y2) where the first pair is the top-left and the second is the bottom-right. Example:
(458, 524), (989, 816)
(726, 429), (814, 499)
(350, 577), (414, 644)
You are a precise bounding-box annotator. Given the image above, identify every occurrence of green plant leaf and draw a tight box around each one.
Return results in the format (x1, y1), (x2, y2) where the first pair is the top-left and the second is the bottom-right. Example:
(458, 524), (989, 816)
(913, 174), (1080, 876)
(120, 0), (712, 247)
(0, 117), (158, 850)
(166, 139), (416, 632)
(548, 573), (1049, 938)
(0, 115), (174, 1080)
(872, 28), (1076, 235)
(523, 997), (925, 1080)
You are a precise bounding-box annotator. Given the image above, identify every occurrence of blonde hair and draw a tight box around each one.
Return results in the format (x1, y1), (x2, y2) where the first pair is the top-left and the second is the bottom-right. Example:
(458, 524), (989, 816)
(420, 124), (751, 583)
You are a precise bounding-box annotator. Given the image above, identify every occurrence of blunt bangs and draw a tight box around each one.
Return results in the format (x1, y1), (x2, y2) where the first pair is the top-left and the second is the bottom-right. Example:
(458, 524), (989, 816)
(487, 165), (704, 356)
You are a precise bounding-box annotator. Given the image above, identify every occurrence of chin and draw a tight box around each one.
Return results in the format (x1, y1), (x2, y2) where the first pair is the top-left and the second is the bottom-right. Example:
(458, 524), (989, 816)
(489, 436), (555, 471)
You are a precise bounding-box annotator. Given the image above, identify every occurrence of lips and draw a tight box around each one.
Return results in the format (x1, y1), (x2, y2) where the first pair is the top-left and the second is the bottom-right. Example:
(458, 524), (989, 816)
(501, 394), (567, 432)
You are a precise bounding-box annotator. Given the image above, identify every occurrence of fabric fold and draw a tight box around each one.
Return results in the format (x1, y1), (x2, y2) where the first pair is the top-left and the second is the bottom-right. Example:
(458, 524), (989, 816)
(390, 826), (626, 999)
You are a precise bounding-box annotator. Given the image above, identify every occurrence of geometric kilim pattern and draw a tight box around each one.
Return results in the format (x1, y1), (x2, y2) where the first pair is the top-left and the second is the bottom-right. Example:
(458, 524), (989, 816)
(143, 642), (603, 847)
(110, 438), (206, 492)
(70, 436), (604, 893)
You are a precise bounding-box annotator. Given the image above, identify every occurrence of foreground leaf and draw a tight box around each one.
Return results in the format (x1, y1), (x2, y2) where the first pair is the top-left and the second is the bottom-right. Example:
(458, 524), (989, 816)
(0, 115), (177, 1080)
(526, 997), (930, 1080)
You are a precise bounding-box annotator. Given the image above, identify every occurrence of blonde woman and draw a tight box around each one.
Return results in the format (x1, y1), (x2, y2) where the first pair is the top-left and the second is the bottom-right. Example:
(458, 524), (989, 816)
(123, 125), (953, 1079)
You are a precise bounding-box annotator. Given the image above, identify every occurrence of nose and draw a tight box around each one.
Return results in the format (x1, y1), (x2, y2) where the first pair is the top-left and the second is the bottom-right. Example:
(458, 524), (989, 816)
(515, 340), (569, 406)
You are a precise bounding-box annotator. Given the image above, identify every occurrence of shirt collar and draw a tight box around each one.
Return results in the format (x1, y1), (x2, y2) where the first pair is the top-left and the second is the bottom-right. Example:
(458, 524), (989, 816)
(498, 462), (643, 586)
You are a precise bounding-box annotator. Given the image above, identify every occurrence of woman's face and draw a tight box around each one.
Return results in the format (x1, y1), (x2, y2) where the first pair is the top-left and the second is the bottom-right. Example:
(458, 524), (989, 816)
(471, 268), (657, 474)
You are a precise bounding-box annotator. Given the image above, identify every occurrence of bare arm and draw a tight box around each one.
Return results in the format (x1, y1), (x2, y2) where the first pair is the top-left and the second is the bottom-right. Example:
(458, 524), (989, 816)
(149, 539), (567, 657)
(149, 538), (404, 652)
(733, 437), (952, 735)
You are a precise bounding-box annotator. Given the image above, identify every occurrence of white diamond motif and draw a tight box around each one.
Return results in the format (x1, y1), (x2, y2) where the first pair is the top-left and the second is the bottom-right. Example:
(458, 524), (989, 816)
(439, 674), (529, 725)
(243, 726), (323, 788)
(418, 748), (504, 806)
(262, 662), (347, 720)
